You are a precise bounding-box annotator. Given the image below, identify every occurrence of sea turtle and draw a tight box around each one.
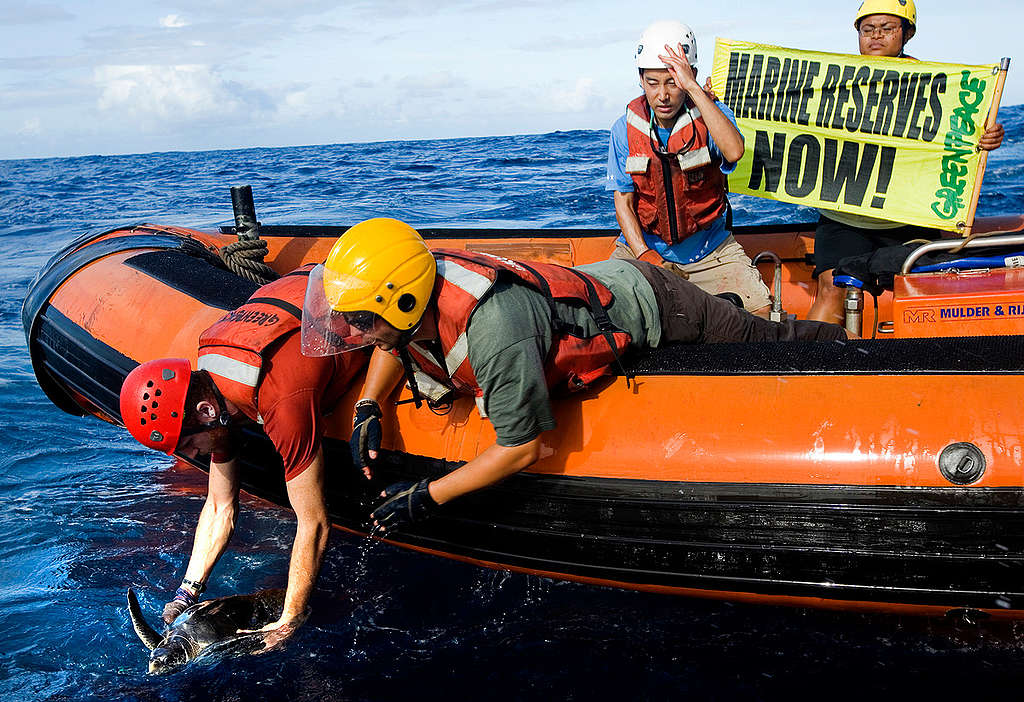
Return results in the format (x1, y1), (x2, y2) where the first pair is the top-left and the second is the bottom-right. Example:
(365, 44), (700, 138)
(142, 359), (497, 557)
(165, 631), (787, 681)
(127, 588), (286, 674)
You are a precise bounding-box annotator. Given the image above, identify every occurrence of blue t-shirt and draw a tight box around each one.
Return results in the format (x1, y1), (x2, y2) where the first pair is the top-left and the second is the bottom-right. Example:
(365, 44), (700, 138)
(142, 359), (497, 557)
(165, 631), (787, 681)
(605, 101), (740, 264)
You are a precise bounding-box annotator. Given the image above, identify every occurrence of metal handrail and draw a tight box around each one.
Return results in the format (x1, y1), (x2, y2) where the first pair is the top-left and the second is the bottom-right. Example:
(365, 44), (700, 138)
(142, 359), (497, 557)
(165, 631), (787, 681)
(752, 250), (785, 322)
(900, 233), (1024, 274)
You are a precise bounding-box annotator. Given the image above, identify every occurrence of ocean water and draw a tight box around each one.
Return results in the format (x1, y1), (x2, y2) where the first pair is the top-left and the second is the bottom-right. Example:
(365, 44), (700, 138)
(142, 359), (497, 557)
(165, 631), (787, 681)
(3, 109), (1024, 701)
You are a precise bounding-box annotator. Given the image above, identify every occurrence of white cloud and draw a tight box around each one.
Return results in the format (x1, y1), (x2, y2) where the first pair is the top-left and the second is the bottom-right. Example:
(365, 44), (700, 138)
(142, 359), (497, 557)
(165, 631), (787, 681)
(159, 14), (189, 28)
(17, 117), (41, 136)
(281, 87), (344, 120)
(546, 77), (610, 113)
(94, 64), (272, 122)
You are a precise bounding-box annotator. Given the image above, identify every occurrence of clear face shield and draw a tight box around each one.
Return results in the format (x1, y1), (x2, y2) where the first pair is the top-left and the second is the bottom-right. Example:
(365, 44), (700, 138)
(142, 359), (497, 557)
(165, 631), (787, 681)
(300, 264), (378, 357)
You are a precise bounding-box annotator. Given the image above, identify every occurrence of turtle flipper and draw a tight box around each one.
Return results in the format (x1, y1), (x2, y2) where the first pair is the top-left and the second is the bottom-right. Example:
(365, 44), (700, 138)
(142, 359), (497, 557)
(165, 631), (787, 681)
(127, 589), (163, 651)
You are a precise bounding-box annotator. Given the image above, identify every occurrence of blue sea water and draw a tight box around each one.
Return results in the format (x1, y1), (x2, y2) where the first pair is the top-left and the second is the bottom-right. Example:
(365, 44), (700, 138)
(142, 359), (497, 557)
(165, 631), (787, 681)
(3, 110), (1024, 701)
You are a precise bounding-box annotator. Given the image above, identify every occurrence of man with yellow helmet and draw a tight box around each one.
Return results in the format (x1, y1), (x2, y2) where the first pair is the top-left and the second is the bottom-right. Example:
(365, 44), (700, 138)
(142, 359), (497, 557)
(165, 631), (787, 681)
(807, 0), (1005, 324)
(302, 218), (847, 530)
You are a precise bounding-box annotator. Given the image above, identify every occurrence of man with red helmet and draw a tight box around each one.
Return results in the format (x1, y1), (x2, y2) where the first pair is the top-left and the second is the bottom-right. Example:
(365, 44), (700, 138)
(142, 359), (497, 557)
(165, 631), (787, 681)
(119, 267), (367, 648)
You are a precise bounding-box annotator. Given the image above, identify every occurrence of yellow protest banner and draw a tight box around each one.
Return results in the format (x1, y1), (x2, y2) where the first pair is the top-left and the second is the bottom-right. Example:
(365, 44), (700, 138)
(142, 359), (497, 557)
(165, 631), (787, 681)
(710, 39), (1002, 232)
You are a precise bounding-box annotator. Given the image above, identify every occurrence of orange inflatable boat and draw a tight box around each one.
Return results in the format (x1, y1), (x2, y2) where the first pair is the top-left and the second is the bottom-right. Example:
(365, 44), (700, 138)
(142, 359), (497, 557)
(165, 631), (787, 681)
(22, 198), (1024, 617)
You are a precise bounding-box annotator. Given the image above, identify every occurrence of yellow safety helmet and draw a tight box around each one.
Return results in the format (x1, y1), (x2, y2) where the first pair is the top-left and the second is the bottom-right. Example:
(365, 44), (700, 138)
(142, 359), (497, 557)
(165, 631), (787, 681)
(321, 218), (436, 330)
(855, 0), (916, 28)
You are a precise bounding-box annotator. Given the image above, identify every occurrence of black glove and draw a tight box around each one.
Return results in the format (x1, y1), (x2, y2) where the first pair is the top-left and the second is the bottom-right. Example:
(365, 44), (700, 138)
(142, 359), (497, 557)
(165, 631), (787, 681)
(162, 584), (200, 624)
(371, 479), (438, 532)
(162, 598), (191, 625)
(351, 399), (382, 473)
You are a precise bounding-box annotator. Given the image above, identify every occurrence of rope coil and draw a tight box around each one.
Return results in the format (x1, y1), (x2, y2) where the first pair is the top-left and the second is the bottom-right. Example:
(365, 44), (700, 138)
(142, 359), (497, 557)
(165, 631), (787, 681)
(219, 238), (279, 285)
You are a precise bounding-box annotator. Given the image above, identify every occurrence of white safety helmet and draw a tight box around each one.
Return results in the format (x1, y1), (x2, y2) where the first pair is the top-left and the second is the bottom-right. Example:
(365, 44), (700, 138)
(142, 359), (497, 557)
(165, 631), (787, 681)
(636, 20), (698, 71)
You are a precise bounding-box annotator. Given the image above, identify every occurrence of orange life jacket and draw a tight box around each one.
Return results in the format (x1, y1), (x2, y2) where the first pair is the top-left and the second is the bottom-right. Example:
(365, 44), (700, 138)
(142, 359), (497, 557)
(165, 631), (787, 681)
(197, 266), (314, 419)
(405, 250), (633, 405)
(625, 94), (728, 245)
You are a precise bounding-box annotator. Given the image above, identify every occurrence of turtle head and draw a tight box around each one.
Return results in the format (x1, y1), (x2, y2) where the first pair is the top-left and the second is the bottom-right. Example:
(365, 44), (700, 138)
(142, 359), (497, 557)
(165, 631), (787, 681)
(148, 639), (190, 674)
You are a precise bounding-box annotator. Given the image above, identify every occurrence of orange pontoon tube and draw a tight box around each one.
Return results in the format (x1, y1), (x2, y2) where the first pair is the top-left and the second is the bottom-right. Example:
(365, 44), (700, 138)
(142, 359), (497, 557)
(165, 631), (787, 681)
(21, 203), (1024, 618)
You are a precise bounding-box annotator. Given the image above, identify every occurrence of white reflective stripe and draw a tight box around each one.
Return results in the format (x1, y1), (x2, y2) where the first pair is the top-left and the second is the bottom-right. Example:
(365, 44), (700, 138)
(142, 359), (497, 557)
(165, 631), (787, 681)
(406, 342), (455, 402)
(437, 260), (491, 299)
(677, 146), (712, 171)
(197, 354), (260, 387)
(627, 105), (703, 147)
(625, 109), (650, 135)
(445, 332), (470, 376)
(411, 371), (452, 403)
(474, 395), (488, 419)
(669, 106), (700, 138)
(624, 156), (649, 174)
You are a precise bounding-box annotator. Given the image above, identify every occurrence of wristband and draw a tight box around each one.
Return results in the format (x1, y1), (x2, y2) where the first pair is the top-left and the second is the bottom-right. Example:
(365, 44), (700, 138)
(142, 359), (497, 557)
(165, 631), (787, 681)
(173, 586), (198, 606)
(354, 398), (382, 417)
(181, 577), (206, 594)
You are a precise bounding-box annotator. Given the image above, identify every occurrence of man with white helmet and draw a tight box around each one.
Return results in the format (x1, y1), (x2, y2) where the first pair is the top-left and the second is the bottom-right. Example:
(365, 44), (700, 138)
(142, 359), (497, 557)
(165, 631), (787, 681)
(606, 20), (772, 316)
(807, 0), (1005, 324)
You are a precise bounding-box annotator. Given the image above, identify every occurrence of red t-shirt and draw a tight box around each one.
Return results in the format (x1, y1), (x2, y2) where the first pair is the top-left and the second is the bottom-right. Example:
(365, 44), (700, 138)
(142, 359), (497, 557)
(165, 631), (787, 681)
(229, 332), (366, 480)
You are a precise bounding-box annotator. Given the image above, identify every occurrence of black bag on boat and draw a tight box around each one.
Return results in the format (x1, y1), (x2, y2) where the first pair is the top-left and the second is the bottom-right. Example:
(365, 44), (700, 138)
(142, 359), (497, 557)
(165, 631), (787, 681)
(833, 244), (1024, 296)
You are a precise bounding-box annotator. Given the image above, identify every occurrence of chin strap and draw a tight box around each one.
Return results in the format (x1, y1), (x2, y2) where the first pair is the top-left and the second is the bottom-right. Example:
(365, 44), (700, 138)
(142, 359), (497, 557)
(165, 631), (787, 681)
(396, 346), (425, 409)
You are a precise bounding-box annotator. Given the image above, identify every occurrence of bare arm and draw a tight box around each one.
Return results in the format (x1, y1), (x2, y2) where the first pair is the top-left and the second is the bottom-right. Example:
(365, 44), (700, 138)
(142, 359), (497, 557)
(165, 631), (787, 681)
(359, 347), (406, 405)
(613, 190), (656, 259)
(428, 437), (542, 505)
(182, 457), (240, 585)
(278, 449), (330, 623)
(243, 449), (330, 648)
(660, 44), (744, 163)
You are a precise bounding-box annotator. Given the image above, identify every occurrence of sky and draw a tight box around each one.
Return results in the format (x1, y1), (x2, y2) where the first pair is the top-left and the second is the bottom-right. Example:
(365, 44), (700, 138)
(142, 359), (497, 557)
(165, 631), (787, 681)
(2, 0), (1020, 160)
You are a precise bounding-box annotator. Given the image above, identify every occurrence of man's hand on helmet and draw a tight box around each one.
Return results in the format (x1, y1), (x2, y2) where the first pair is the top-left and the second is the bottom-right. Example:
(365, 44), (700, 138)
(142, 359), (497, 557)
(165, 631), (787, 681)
(658, 43), (699, 92)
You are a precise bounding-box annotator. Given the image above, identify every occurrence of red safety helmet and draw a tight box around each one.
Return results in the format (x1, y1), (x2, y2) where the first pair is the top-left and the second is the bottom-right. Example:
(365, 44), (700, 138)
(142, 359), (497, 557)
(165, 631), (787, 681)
(119, 358), (192, 454)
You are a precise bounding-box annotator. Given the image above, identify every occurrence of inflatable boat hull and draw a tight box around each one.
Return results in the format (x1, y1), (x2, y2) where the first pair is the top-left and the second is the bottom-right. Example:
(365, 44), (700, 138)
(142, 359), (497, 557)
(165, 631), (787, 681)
(22, 220), (1024, 616)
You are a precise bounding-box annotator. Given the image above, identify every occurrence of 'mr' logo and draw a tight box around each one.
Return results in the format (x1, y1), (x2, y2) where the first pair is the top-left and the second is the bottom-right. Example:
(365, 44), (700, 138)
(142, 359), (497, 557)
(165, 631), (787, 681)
(903, 308), (936, 324)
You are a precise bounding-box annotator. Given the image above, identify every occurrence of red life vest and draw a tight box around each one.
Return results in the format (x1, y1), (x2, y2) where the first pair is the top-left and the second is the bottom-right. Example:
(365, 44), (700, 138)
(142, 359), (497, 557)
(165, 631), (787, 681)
(405, 250), (633, 405)
(625, 94), (728, 245)
(197, 266), (315, 419)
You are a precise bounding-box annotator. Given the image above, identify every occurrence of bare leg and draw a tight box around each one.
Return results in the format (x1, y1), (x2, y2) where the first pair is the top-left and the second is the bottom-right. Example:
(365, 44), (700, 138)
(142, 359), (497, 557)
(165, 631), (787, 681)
(807, 269), (845, 324)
